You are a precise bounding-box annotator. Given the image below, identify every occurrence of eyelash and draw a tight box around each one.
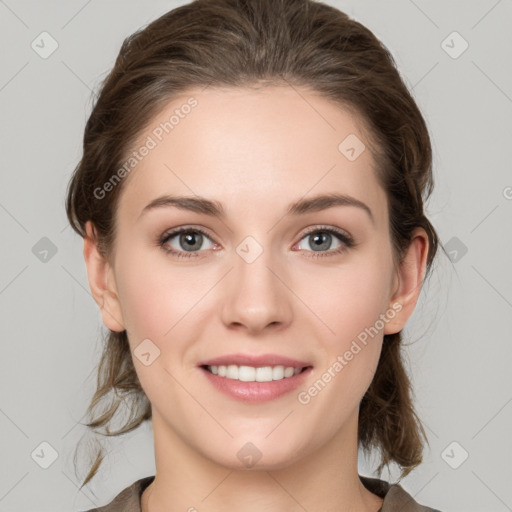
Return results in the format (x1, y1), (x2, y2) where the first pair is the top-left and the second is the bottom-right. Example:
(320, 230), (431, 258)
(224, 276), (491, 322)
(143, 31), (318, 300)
(158, 225), (355, 260)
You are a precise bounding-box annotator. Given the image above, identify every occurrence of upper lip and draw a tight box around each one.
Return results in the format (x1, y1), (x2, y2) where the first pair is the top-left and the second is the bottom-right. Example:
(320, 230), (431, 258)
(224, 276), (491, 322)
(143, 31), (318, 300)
(198, 353), (312, 368)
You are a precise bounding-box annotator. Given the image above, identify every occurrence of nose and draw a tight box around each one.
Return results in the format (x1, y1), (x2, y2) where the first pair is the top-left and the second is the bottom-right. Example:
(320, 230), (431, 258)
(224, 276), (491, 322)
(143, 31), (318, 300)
(220, 245), (293, 335)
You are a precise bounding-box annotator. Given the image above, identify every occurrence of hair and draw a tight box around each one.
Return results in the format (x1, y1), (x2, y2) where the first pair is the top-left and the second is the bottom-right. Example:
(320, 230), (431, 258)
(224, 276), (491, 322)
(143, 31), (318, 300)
(66, 0), (446, 489)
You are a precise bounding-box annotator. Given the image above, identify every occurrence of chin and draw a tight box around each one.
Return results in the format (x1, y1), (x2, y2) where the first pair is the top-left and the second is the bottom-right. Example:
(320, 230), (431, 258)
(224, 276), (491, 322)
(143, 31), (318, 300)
(201, 436), (307, 472)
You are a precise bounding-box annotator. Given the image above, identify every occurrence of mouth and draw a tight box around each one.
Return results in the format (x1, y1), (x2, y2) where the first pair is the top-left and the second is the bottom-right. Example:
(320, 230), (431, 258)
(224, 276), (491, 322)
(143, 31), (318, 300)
(197, 354), (313, 403)
(201, 364), (311, 382)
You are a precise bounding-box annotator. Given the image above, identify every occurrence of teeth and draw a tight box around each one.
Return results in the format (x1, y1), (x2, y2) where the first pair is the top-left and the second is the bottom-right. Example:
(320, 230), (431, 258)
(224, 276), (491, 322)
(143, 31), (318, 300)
(207, 364), (303, 382)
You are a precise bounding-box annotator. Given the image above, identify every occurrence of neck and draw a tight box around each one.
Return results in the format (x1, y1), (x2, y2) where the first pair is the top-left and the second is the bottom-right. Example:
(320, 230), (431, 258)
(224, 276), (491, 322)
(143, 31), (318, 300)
(142, 411), (383, 512)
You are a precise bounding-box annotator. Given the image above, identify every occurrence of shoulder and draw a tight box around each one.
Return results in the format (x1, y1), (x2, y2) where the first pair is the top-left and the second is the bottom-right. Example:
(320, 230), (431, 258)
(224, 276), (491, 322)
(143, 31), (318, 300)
(80, 474), (444, 512)
(360, 475), (443, 512)
(79, 475), (155, 512)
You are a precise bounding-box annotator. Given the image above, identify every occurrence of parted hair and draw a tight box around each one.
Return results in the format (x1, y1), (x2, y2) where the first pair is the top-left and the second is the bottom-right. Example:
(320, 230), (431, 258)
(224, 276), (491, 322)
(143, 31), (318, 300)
(65, 0), (442, 488)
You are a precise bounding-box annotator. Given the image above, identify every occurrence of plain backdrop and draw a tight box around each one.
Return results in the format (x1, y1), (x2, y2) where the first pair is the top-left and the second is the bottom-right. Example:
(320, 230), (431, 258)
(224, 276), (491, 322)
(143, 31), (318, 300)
(0, 1), (511, 511)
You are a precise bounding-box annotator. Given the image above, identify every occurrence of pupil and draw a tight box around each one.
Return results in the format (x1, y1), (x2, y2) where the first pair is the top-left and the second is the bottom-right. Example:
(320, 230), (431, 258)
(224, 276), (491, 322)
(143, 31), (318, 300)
(181, 232), (202, 251)
(311, 232), (330, 251)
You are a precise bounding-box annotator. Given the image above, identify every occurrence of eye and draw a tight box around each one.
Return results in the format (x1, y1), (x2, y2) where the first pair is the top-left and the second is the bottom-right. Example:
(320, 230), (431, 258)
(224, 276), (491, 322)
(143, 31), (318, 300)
(158, 225), (355, 260)
(159, 227), (217, 259)
(295, 226), (354, 258)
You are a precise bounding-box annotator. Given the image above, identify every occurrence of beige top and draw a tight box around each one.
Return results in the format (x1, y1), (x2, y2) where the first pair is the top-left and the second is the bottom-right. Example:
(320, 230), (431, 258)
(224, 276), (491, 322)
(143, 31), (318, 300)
(81, 475), (442, 511)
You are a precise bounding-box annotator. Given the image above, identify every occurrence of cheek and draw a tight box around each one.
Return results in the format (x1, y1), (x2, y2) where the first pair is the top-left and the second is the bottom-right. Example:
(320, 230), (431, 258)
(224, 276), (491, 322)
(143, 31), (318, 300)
(295, 259), (390, 425)
(115, 265), (168, 337)
(300, 254), (393, 347)
(114, 245), (187, 330)
(113, 255), (202, 397)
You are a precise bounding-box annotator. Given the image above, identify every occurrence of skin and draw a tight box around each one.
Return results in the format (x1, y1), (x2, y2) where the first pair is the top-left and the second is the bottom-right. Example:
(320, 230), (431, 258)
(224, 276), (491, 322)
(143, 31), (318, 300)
(83, 85), (428, 512)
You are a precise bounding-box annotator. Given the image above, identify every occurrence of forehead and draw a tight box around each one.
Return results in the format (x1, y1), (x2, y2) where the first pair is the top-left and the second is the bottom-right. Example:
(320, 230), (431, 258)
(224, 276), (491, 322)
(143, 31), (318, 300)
(116, 85), (388, 228)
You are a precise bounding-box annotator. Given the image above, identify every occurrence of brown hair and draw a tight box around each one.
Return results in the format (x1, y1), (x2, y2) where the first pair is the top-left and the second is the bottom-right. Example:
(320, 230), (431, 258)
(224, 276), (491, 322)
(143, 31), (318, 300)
(66, 0), (445, 489)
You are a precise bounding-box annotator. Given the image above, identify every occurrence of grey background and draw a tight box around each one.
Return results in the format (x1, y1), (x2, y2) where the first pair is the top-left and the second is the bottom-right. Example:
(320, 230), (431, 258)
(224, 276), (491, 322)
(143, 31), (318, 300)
(0, 0), (511, 511)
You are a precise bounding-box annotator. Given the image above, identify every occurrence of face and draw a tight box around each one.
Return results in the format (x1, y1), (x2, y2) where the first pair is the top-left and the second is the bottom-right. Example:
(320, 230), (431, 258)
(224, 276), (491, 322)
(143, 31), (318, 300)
(88, 85), (415, 471)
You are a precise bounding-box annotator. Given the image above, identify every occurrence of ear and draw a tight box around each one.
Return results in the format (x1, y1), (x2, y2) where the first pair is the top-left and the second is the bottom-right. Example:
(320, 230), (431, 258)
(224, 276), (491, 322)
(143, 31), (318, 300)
(383, 227), (430, 335)
(83, 221), (125, 332)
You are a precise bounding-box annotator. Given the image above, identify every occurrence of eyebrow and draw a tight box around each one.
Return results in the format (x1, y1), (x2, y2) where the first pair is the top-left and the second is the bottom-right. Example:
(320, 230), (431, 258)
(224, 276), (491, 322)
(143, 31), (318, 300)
(137, 192), (374, 225)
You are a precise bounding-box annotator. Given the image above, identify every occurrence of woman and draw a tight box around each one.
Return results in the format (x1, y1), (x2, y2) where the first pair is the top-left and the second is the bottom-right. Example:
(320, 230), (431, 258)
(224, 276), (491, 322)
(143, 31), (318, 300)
(66, 0), (445, 510)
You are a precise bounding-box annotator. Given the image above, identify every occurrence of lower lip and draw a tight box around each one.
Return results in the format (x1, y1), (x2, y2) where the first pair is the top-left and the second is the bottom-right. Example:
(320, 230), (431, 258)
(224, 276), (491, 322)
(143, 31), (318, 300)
(200, 366), (313, 403)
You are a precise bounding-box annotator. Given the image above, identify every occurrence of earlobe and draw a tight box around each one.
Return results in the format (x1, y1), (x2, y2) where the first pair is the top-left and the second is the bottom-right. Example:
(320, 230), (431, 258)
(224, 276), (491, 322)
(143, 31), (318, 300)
(83, 221), (125, 332)
(383, 227), (429, 335)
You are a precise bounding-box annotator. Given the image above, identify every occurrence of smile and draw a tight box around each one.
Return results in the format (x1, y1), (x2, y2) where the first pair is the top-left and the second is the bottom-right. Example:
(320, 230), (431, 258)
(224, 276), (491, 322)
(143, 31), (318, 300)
(200, 364), (313, 403)
(204, 364), (306, 382)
